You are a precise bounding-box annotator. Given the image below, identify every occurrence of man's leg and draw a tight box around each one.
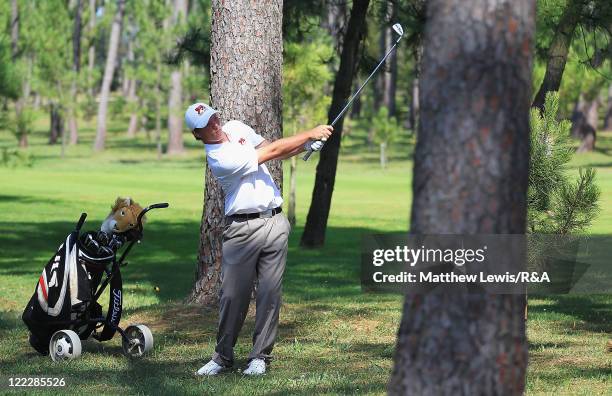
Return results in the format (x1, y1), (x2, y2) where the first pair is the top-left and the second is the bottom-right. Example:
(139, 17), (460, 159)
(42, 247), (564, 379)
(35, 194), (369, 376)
(248, 213), (290, 363)
(212, 219), (265, 367)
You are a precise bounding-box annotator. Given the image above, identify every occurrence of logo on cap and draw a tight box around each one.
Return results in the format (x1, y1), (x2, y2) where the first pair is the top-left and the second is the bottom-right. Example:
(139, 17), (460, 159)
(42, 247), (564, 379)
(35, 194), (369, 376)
(195, 105), (205, 115)
(239, 138), (246, 145)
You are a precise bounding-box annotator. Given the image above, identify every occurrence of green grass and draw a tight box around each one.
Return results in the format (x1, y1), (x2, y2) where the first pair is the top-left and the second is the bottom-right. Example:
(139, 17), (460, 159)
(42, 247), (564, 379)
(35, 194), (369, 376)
(0, 119), (610, 395)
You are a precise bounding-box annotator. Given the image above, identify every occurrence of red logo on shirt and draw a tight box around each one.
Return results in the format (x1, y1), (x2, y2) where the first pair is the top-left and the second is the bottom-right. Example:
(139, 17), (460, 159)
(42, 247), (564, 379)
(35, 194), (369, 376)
(239, 138), (246, 145)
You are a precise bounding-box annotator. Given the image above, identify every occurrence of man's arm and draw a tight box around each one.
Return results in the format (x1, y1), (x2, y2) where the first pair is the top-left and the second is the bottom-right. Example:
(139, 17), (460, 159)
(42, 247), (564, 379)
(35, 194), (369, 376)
(256, 125), (332, 164)
(256, 140), (307, 161)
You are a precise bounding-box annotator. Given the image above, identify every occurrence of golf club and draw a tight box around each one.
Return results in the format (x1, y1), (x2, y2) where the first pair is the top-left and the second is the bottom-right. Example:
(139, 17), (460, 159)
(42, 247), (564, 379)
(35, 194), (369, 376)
(303, 23), (404, 161)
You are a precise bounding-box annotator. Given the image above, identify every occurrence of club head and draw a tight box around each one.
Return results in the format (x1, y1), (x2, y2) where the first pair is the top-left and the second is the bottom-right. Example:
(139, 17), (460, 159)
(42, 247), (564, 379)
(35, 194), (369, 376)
(392, 23), (404, 37)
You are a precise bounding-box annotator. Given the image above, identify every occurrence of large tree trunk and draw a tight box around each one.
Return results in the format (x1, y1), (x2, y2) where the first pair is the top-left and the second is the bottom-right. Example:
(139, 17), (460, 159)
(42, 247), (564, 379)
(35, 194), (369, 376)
(93, 0), (125, 152)
(300, 0), (370, 248)
(68, 0), (83, 146)
(531, 0), (581, 111)
(87, 0), (96, 97)
(166, 0), (188, 155)
(388, 0), (533, 394)
(188, 0), (284, 304)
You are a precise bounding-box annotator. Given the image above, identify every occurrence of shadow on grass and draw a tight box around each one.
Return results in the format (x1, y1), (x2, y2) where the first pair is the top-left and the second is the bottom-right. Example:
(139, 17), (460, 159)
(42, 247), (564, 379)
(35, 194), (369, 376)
(0, 217), (391, 304)
(528, 295), (611, 333)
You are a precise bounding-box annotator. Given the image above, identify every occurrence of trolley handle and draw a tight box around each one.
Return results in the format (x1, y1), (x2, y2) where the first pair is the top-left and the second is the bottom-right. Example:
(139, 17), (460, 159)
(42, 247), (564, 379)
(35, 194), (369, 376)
(136, 202), (169, 230)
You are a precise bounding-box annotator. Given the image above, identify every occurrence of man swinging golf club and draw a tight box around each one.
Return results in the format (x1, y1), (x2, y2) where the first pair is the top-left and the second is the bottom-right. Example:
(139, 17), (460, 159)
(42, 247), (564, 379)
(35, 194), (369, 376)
(186, 103), (332, 376)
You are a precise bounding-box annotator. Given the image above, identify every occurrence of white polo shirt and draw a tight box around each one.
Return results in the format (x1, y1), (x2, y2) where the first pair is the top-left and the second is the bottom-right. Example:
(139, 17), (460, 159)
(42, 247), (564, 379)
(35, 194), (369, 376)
(205, 120), (283, 216)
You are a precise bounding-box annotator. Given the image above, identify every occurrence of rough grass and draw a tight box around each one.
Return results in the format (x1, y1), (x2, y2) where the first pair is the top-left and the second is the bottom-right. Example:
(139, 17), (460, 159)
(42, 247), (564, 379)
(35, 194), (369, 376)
(0, 119), (610, 395)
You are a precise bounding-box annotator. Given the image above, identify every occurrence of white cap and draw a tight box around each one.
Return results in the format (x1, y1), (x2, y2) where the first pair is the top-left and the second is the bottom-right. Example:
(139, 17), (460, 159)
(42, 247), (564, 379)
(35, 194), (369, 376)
(185, 102), (218, 130)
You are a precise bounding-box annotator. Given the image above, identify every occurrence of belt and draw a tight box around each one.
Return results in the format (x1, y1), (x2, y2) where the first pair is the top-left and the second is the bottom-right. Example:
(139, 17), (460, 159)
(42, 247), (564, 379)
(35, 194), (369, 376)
(226, 207), (282, 222)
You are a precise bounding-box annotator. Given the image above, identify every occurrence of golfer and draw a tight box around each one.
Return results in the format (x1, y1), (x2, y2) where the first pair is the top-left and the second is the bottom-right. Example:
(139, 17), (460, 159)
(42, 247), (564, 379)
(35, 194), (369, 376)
(185, 103), (332, 376)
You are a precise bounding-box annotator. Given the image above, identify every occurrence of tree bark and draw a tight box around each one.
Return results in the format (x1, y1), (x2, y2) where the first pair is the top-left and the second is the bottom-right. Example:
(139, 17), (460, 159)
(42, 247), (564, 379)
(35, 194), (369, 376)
(166, 0), (188, 155)
(383, 1), (398, 118)
(300, 0), (370, 248)
(87, 0), (96, 97)
(11, 0), (28, 148)
(325, 1), (347, 53)
(125, 32), (138, 138)
(188, 0), (284, 304)
(388, 0), (533, 394)
(572, 93), (598, 152)
(408, 45), (423, 131)
(68, 0), (83, 146)
(10, 0), (18, 60)
(603, 83), (612, 131)
(49, 103), (64, 145)
(531, 0), (582, 112)
(93, 0), (125, 152)
(126, 79), (139, 137)
(288, 155), (297, 227)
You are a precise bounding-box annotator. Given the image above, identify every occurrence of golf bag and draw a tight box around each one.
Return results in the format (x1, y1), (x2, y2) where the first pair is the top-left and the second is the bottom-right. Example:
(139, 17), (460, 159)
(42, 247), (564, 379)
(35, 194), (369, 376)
(22, 221), (123, 355)
(22, 203), (167, 361)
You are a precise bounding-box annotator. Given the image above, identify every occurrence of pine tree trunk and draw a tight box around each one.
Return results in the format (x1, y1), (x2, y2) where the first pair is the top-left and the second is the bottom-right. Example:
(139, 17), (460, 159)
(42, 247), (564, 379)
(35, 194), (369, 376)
(288, 155), (297, 227)
(49, 104), (64, 145)
(301, 0), (370, 248)
(10, 0), (18, 59)
(388, 0), (533, 394)
(325, 1), (346, 52)
(572, 94), (598, 152)
(408, 45), (423, 132)
(87, 0), (96, 97)
(126, 35), (138, 137)
(127, 79), (139, 137)
(383, 1), (397, 118)
(167, 70), (184, 153)
(93, 0), (125, 152)
(166, 0), (188, 155)
(69, 0), (83, 146)
(188, 0), (284, 304)
(604, 83), (612, 131)
(531, 0), (581, 112)
(11, 0), (28, 149)
(350, 80), (361, 118)
(155, 64), (162, 160)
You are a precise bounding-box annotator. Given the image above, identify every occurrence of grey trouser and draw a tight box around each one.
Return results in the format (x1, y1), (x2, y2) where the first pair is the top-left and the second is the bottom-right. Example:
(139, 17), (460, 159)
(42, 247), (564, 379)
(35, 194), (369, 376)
(212, 212), (290, 367)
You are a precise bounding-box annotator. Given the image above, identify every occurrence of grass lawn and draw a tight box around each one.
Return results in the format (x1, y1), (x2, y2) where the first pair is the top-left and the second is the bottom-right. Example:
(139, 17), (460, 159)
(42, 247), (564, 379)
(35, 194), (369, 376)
(0, 119), (610, 395)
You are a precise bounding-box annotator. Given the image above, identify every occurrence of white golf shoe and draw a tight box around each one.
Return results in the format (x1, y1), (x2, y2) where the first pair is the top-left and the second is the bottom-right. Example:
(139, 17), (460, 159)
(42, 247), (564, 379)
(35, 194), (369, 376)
(195, 359), (225, 376)
(243, 358), (266, 376)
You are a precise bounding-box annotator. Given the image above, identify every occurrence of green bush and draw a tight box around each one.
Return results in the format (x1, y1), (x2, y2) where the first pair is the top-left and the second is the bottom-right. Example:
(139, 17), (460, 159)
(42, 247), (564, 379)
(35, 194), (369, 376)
(528, 92), (600, 234)
(1, 148), (34, 168)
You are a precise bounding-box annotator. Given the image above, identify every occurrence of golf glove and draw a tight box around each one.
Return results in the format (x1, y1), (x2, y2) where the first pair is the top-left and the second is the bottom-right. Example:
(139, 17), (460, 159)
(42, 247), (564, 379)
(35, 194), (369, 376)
(305, 140), (324, 152)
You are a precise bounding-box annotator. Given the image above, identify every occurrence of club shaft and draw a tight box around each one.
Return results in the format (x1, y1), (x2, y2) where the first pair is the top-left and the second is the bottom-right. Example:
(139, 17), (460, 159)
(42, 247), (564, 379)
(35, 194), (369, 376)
(303, 37), (402, 161)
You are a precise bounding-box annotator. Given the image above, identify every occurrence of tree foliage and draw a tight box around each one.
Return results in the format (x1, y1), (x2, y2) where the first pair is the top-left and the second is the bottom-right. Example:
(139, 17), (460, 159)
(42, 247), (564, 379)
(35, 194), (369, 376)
(283, 31), (333, 135)
(528, 92), (600, 233)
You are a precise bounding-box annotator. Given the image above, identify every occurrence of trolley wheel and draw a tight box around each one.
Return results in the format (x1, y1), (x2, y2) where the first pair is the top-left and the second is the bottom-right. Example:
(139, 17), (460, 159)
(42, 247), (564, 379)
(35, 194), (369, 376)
(122, 324), (154, 357)
(49, 330), (82, 362)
